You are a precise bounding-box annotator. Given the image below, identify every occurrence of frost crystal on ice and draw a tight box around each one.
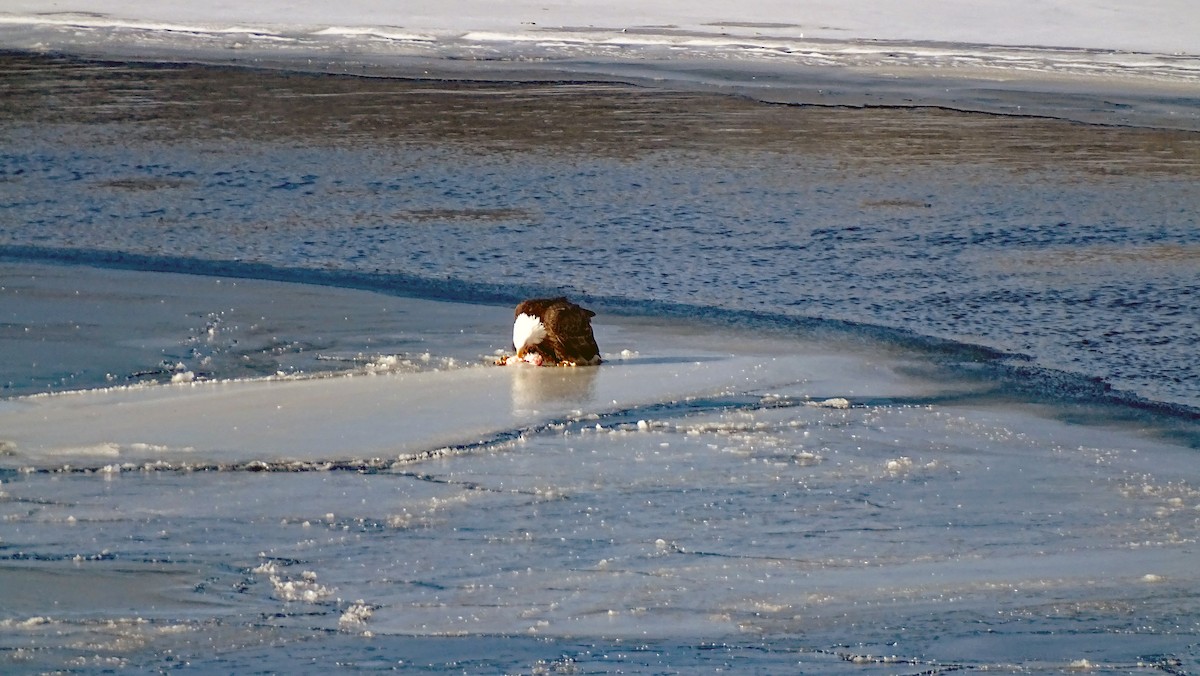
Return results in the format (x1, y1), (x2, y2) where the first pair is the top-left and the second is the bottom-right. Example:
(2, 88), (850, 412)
(338, 600), (374, 628)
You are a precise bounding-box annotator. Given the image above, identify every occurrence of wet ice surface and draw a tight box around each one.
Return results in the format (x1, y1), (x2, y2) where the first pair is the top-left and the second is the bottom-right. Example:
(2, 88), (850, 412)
(0, 262), (508, 395)
(1, 266), (1199, 673)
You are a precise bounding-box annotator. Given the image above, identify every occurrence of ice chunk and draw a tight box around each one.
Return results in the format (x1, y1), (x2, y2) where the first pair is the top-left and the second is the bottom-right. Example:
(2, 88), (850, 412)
(809, 397), (851, 409)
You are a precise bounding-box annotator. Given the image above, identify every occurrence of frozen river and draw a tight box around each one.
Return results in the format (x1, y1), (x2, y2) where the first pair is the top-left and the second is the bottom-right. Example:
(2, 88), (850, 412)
(1, 26), (1198, 675)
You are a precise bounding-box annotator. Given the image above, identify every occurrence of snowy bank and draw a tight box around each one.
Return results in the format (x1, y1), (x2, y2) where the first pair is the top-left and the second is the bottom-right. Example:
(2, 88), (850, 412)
(2, 0), (1197, 53)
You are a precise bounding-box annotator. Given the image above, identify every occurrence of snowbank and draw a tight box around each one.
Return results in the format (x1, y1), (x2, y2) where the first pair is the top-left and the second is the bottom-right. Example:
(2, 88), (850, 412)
(2, 0), (1196, 53)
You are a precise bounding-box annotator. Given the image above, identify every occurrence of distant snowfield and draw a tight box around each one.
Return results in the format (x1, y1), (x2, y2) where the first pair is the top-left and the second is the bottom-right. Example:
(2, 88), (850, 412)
(0, 1), (1194, 82)
(2, 0), (1196, 53)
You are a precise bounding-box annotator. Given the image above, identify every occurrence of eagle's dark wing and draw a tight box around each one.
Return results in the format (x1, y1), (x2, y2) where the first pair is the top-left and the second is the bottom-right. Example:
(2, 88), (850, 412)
(541, 299), (601, 365)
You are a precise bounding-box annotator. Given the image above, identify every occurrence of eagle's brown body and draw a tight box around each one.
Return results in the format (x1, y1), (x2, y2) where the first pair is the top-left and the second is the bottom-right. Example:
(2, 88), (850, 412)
(512, 297), (601, 366)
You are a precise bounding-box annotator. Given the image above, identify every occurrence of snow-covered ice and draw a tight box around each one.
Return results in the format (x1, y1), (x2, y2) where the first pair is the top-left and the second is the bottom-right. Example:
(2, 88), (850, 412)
(2, 0), (1196, 52)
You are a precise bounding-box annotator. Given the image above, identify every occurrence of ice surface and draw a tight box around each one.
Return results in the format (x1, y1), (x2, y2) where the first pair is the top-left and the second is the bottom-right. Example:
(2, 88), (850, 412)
(1, 265), (1198, 672)
(0, 353), (823, 467)
(0, 265), (908, 470)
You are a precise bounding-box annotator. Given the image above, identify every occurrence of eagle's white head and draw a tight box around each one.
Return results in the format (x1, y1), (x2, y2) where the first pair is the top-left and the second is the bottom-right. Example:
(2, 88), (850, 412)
(513, 312), (547, 355)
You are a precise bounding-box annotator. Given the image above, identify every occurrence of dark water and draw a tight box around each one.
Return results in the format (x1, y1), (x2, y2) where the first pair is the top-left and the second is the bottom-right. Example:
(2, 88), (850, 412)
(2, 52), (1200, 412)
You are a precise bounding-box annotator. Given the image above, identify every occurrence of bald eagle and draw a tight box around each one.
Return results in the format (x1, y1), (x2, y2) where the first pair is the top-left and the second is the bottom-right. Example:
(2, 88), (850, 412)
(503, 297), (601, 366)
